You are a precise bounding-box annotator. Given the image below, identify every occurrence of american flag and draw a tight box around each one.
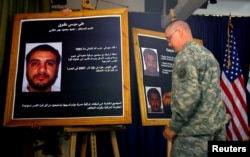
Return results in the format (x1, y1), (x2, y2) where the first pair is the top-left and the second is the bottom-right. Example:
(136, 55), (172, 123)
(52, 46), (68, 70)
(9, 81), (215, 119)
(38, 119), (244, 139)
(220, 17), (249, 141)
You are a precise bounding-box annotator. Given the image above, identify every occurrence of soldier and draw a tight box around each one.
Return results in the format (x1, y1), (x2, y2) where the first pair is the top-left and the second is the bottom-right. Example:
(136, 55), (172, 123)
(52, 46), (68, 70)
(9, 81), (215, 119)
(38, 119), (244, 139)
(162, 19), (230, 157)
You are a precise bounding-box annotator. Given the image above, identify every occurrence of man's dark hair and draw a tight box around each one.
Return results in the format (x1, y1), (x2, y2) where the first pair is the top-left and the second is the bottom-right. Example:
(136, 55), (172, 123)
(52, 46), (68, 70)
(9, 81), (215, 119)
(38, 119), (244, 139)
(26, 44), (61, 65)
(147, 88), (160, 99)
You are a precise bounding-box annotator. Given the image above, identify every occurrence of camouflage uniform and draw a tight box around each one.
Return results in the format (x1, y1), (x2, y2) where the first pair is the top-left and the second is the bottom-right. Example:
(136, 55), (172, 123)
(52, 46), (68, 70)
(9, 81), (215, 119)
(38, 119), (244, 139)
(169, 40), (230, 157)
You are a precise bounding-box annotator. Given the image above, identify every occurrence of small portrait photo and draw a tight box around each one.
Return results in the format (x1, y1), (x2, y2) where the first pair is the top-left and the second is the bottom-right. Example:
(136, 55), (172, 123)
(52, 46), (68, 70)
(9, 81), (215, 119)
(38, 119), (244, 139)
(145, 86), (164, 113)
(22, 42), (62, 92)
(141, 47), (159, 77)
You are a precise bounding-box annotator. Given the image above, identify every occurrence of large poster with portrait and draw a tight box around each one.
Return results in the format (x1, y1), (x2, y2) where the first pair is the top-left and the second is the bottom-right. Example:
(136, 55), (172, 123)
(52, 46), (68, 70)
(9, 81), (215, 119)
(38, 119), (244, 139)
(132, 27), (202, 126)
(4, 8), (131, 127)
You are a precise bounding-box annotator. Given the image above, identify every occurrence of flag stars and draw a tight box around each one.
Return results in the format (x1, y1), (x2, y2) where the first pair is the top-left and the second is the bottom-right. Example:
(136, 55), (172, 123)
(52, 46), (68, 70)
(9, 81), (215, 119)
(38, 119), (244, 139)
(223, 29), (243, 82)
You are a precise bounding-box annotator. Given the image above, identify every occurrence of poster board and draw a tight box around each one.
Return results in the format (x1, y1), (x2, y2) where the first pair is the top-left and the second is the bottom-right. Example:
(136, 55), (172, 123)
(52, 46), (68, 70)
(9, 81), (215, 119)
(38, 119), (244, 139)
(132, 27), (203, 126)
(4, 8), (131, 127)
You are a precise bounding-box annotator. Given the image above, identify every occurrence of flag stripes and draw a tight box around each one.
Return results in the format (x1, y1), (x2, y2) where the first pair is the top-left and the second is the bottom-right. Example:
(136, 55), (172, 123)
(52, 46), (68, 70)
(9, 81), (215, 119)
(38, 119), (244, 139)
(220, 16), (249, 141)
(221, 73), (248, 140)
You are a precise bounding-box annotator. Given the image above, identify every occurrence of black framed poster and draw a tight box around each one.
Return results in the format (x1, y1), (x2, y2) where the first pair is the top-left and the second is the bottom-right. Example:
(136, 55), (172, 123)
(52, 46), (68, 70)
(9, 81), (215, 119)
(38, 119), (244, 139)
(4, 8), (131, 127)
(133, 27), (203, 126)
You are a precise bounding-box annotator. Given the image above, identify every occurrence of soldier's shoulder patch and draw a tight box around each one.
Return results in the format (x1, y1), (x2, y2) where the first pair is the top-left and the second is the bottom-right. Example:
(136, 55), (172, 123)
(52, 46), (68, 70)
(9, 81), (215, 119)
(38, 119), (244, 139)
(177, 68), (189, 80)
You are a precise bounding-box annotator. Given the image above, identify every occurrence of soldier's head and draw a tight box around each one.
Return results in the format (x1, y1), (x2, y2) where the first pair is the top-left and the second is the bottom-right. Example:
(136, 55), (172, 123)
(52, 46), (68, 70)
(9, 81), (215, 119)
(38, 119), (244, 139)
(164, 19), (193, 52)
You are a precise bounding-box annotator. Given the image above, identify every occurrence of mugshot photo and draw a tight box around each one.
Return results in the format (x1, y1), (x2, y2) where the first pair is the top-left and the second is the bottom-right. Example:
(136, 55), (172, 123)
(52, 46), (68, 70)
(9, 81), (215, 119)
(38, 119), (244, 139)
(22, 42), (62, 92)
(145, 86), (164, 113)
(141, 47), (159, 77)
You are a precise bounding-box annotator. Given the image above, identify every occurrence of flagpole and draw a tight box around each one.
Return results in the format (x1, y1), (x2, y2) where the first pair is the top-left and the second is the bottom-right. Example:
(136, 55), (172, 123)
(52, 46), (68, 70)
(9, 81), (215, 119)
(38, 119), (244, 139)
(226, 14), (232, 70)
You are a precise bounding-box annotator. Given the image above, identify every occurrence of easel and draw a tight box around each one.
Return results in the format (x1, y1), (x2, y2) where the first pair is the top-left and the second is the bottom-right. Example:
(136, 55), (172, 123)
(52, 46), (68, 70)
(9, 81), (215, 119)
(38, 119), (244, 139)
(64, 125), (126, 157)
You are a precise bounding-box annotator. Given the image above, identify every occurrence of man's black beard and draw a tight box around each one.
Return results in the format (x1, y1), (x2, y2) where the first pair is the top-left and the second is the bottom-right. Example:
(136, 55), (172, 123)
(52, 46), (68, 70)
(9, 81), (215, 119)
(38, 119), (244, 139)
(27, 75), (58, 92)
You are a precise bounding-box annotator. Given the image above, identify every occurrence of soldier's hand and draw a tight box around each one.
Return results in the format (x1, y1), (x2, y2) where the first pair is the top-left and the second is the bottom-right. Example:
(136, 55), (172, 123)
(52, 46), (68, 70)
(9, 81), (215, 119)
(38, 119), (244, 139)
(163, 125), (176, 140)
(163, 92), (171, 106)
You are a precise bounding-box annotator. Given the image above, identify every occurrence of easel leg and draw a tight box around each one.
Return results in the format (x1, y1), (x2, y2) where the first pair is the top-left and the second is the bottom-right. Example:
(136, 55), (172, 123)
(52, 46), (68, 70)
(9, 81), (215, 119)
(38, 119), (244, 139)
(80, 135), (88, 157)
(90, 132), (97, 157)
(70, 133), (77, 157)
(110, 131), (120, 157)
(167, 139), (172, 157)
